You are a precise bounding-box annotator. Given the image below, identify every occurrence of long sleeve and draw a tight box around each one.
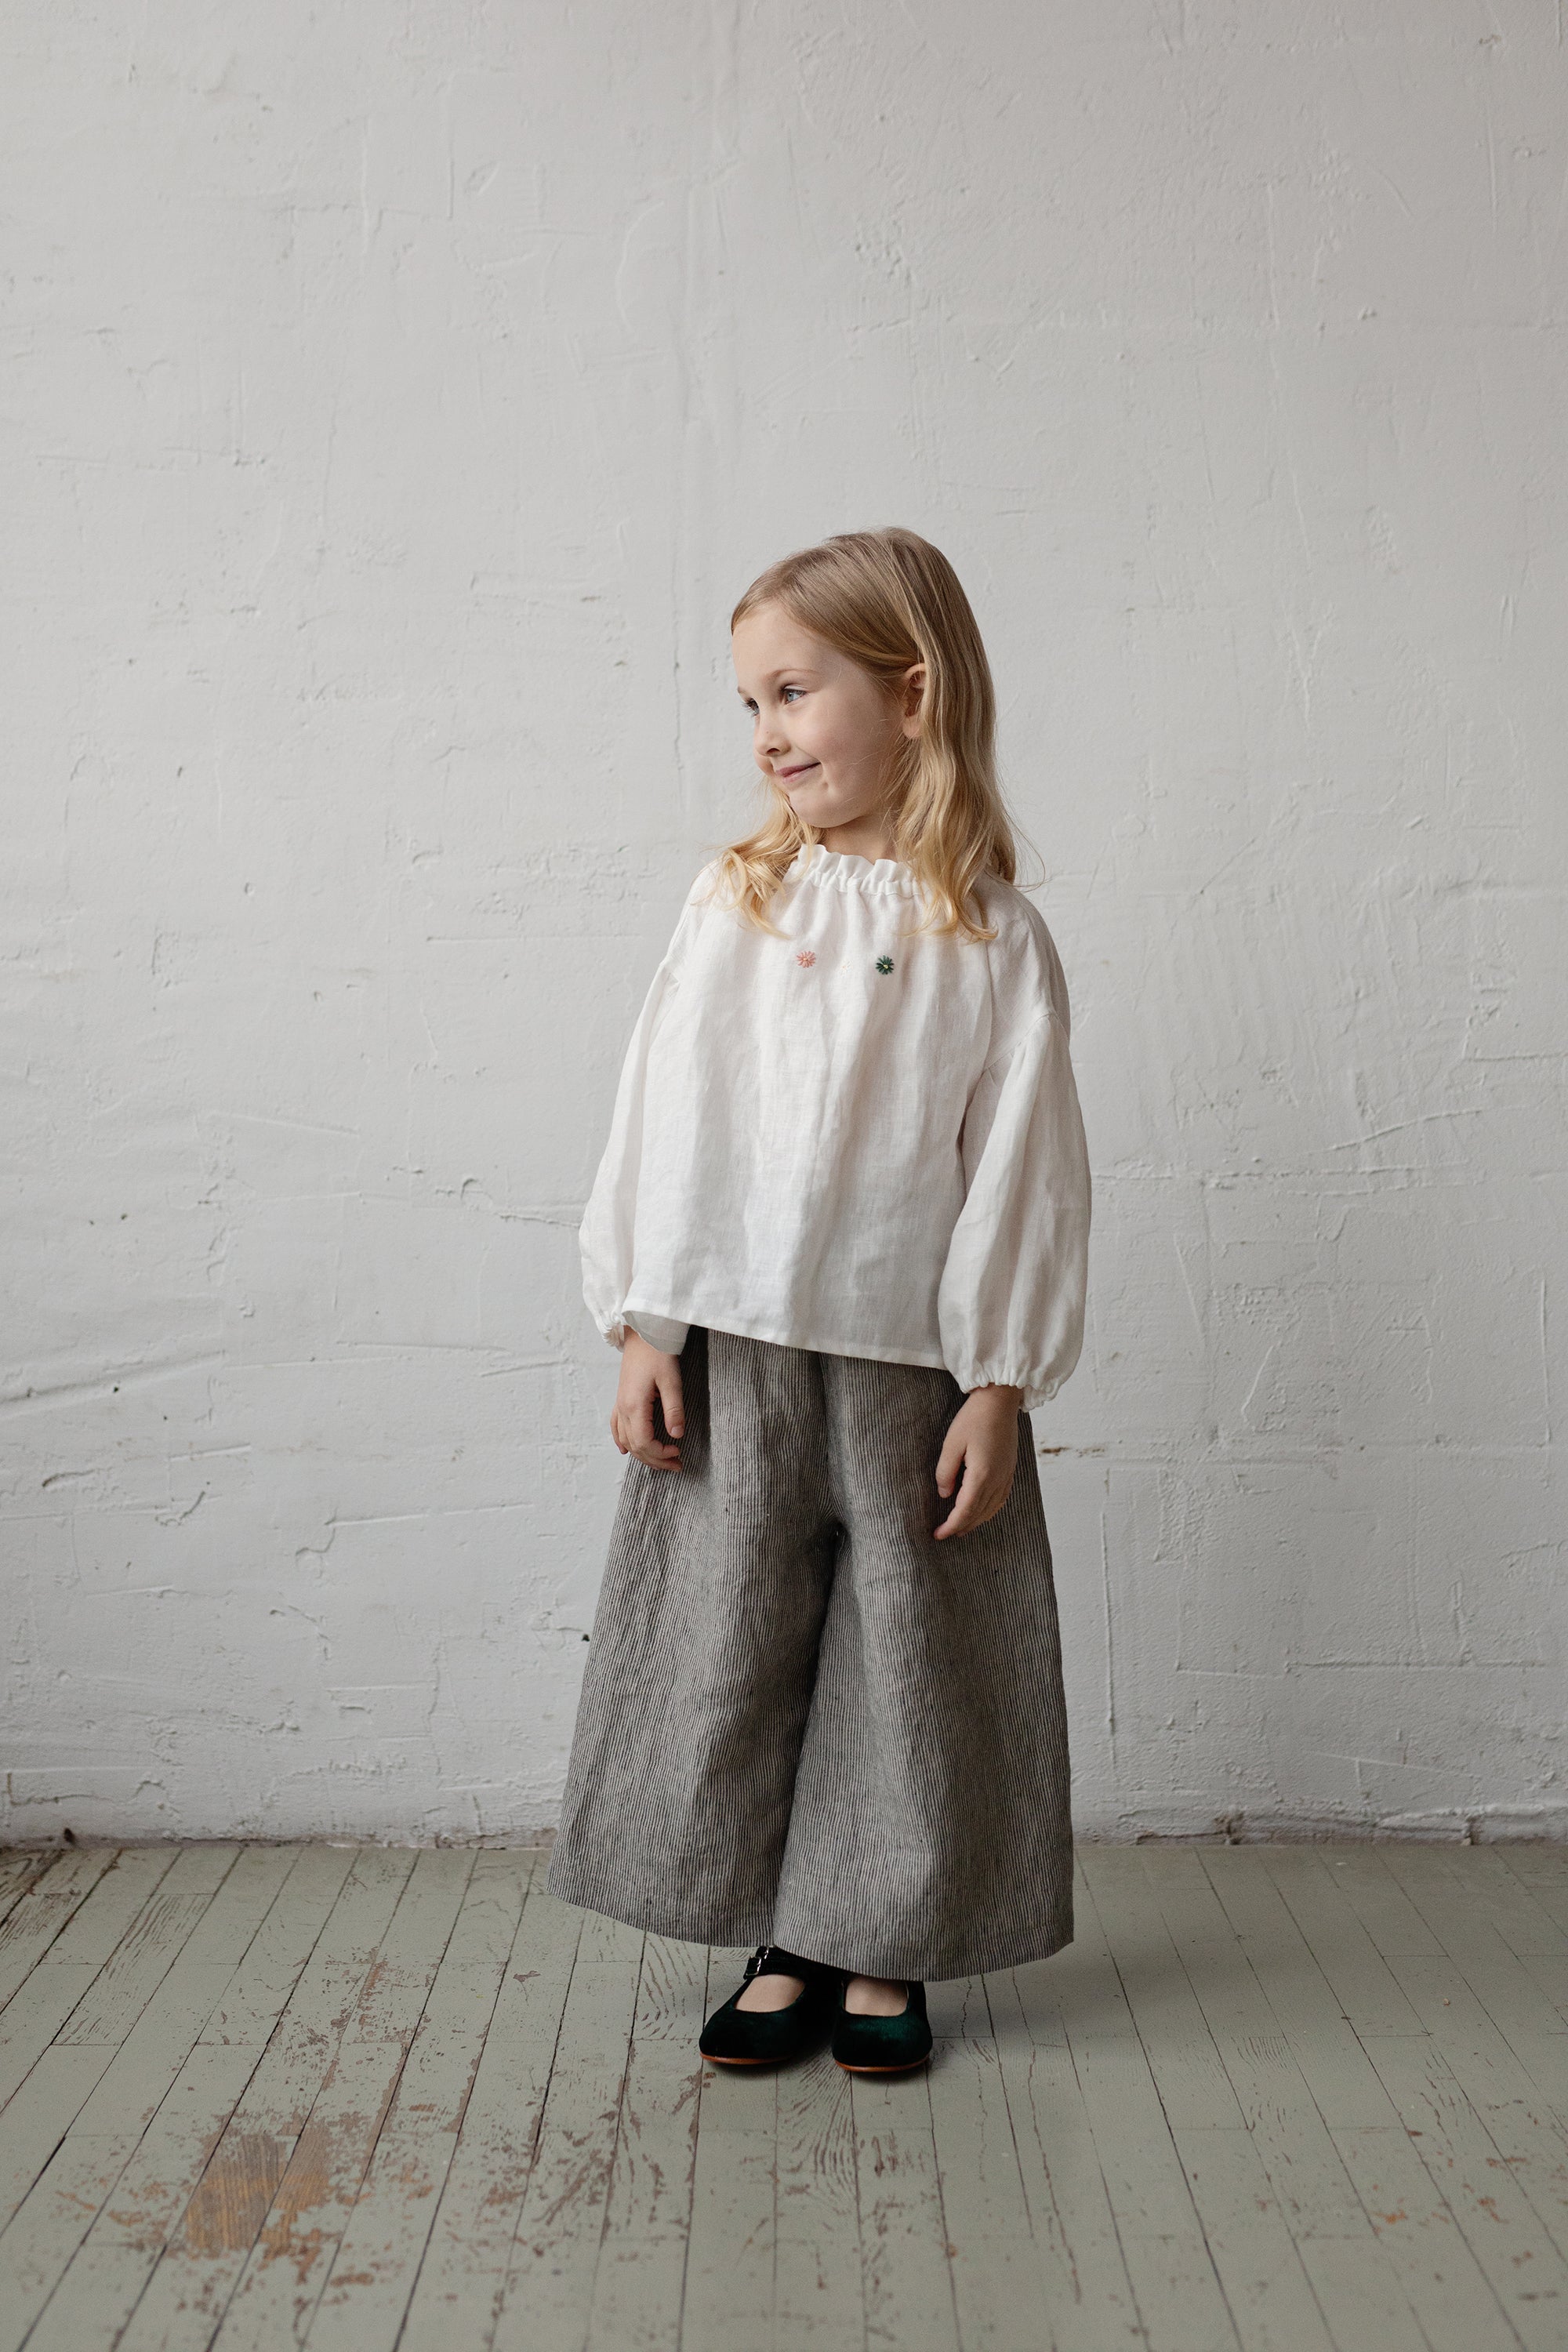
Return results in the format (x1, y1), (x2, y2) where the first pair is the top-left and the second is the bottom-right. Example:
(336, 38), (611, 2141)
(579, 899), (703, 1358)
(936, 1004), (1091, 1410)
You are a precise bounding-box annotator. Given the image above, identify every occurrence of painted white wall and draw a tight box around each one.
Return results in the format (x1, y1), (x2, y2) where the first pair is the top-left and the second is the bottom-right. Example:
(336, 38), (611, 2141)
(5, 1), (1564, 1846)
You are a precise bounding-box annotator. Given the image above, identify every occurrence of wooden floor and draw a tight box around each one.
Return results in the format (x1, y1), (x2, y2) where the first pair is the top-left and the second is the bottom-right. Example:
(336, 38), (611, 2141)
(0, 1846), (1566, 2352)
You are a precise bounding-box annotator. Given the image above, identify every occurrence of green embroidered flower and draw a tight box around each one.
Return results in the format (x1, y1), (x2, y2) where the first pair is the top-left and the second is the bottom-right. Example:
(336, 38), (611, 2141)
(875, 954), (895, 975)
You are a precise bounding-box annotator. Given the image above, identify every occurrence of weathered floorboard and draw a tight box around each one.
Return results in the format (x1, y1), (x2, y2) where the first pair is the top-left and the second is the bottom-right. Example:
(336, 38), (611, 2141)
(487, 1903), (644, 2352)
(207, 1847), (474, 2352)
(677, 1947), (781, 2352)
(586, 1930), (707, 2352)
(118, 1846), (418, 2352)
(1359, 2028), (1568, 2352)
(0, 1849), (121, 2016)
(773, 2039), (862, 2352)
(1061, 1860), (1241, 2352)
(395, 1868), (582, 2352)
(2, 1838), (1565, 2352)
(0, 1846), (293, 2352)
(21, 1847), (358, 2352)
(852, 2063), (960, 2352)
(306, 1851), (533, 2352)
(924, 1976), (1037, 2352)
(986, 1962), (1146, 2352)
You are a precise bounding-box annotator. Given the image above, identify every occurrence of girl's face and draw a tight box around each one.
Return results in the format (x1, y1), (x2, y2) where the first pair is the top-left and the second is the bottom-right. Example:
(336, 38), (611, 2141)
(731, 602), (924, 854)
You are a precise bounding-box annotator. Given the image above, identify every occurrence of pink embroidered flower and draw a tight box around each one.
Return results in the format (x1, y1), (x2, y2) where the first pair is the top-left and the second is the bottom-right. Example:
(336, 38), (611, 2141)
(796, 949), (816, 967)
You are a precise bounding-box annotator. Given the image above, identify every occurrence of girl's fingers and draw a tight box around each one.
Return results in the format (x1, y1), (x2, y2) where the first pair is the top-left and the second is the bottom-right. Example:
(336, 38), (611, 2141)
(935, 1468), (979, 1537)
(625, 1391), (681, 1471)
(647, 1391), (681, 1465)
(935, 1431), (966, 1497)
(609, 1377), (683, 1469)
(935, 1465), (1013, 1539)
(656, 1363), (685, 1441)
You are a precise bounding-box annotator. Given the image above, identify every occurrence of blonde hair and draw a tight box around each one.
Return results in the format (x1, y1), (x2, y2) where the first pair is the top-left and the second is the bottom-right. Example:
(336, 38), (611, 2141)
(713, 527), (1018, 942)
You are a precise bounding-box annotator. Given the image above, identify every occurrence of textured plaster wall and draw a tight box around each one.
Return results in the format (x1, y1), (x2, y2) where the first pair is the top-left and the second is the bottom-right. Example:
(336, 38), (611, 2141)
(4, 1), (1566, 1846)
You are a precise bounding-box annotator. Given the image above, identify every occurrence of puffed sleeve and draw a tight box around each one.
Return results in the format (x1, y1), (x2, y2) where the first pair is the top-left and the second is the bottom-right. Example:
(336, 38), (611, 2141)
(936, 1003), (1091, 1410)
(578, 873), (710, 1356)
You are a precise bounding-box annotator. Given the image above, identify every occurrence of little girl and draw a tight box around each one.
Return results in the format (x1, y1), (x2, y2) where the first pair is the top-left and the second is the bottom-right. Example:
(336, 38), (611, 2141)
(548, 528), (1091, 2074)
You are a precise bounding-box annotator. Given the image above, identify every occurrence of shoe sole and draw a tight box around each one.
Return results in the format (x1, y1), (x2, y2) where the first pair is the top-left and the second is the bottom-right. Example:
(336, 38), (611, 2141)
(702, 2052), (779, 2067)
(833, 2056), (931, 2074)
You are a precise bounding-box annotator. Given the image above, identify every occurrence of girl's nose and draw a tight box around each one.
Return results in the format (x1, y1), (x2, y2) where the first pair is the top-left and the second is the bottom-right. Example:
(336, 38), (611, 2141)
(755, 712), (789, 759)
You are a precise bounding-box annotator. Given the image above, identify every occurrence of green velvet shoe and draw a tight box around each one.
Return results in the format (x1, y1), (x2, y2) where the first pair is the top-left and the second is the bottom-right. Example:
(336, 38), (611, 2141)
(831, 1978), (933, 2074)
(699, 1947), (841, 2067)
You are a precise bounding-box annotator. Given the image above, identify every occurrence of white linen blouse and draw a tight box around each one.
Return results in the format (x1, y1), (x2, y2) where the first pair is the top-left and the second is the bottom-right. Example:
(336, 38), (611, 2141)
(579, 844), (1091, 1410)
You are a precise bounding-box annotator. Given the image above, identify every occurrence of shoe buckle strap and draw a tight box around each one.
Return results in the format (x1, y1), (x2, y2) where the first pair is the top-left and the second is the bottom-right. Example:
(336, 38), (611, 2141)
(746, 1944), (815, 1981)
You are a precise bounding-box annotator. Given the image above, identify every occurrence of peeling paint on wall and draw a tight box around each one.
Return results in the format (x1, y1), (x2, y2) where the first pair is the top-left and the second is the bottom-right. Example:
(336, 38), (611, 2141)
(3, 0), (1565, 1843)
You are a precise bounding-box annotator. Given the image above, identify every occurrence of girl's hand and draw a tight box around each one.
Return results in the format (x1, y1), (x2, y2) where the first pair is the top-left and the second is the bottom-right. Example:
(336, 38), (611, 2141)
(612, 1331), (685, 1469)
(934, 1384), (1025, 1539)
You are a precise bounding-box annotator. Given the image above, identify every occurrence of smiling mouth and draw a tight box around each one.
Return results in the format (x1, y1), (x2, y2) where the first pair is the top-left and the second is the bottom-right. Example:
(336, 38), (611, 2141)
(777, 762), (819, 782)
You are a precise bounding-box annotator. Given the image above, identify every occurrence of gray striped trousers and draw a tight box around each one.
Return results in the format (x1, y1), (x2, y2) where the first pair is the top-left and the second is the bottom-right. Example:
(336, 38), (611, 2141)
(547, 1325), (1073, 1980)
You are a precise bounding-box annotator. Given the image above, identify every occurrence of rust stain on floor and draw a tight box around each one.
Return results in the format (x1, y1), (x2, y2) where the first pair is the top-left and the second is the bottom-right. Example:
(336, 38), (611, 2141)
(183, 2132), (287, 2254)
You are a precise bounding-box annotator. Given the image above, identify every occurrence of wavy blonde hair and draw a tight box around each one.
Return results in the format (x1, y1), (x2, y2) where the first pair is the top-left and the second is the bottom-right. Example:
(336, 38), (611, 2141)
(713, 527), (1019, 942)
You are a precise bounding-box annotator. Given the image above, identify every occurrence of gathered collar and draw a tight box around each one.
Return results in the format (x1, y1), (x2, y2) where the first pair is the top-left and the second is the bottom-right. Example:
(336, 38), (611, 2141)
(785, 844), (916, 899)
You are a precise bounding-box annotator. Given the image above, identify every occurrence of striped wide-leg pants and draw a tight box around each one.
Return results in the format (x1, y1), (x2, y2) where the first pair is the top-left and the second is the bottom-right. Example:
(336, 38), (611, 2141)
(546, 1325), (1073, 1980)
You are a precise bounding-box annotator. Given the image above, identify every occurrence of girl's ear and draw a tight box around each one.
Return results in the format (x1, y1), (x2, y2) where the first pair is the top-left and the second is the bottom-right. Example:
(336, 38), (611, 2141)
(899, 662), (927, 739)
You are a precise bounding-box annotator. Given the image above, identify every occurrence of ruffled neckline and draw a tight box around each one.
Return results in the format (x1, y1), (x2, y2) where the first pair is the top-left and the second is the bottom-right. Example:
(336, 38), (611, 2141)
(785, 844), (916, 898)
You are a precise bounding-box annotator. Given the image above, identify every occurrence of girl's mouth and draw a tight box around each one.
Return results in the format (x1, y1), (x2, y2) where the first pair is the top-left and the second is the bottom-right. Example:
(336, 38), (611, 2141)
(779, 762), (819, 782)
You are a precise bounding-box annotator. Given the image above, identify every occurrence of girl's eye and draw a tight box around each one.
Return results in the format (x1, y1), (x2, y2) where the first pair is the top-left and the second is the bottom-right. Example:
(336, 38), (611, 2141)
(782, 685), (804, 702)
